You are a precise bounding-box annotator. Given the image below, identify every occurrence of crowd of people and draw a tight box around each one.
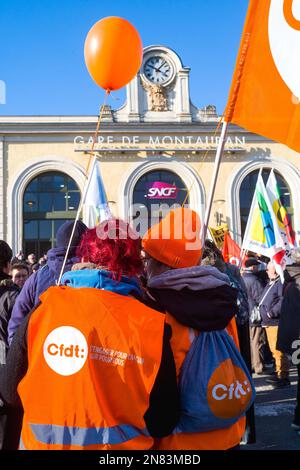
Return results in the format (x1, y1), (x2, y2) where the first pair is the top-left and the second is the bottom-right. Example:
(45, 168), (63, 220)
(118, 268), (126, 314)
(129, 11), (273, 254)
(0, 210), (299, 450)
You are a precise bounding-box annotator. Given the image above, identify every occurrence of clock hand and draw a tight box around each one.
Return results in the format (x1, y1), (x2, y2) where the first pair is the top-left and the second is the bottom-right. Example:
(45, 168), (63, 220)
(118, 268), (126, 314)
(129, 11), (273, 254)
(157, 60), (167, 72)
(148, 64), (161, 73)
(147, 65), (168, 77)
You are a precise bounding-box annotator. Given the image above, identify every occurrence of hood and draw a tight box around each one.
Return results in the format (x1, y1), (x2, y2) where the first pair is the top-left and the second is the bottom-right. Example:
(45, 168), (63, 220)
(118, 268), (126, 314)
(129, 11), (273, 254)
(147, 265), (238, 331)
(61, 269), (142, 297)
(46, 247), (79, 277)
(148, 265), (229, 291)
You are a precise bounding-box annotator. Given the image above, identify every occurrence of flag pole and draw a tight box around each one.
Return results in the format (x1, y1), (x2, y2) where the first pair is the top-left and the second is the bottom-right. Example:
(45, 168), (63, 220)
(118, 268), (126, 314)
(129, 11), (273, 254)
(57, 157), (97, 285)
(238, 248), (248, 270)
(201, 120), (229, 252)
(57, 90), (110, 285)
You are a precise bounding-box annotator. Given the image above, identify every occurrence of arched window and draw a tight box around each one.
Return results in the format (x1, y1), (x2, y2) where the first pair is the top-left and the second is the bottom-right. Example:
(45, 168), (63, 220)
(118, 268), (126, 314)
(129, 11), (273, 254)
(132, 169), (189, 234)
(239, 169), (293, 239)
(23, 172), (81, 257)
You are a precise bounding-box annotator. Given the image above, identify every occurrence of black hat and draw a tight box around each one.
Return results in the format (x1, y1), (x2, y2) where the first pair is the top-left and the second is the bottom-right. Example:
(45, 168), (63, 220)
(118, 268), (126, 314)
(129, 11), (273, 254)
(244, 257), (260, 268)
(56, 220), (87, 249)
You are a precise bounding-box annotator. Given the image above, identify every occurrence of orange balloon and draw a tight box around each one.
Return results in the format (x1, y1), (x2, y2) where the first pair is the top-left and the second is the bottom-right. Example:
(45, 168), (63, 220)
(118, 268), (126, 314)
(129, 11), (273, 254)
(84, 17), (143, 92)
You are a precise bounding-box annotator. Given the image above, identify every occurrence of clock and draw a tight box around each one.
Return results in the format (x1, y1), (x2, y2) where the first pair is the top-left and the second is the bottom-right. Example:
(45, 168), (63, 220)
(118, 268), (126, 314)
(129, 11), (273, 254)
(143, 56), (173, 85)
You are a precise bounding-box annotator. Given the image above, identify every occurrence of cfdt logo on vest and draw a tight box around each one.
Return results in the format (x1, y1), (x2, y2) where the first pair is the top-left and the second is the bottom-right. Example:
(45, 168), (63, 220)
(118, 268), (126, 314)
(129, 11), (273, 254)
(43, 326), (88, 376)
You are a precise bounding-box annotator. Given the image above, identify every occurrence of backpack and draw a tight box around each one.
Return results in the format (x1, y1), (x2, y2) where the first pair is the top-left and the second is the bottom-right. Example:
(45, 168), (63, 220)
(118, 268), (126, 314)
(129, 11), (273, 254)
(175, 329), (255, 433)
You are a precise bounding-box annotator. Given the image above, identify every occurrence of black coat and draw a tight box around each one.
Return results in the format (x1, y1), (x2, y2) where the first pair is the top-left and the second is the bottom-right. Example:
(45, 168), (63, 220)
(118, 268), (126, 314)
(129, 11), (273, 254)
(0, 274), (20, 363)
(0, 272), (20, 450)
(277, 265), (300, 354)
(242, 272), (267, 325)
(259, 277), (284, 327)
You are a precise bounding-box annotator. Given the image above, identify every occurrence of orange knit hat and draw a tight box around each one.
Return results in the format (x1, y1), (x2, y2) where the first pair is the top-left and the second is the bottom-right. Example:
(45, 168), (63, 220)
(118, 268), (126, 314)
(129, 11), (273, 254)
(142, 207), (202, 269)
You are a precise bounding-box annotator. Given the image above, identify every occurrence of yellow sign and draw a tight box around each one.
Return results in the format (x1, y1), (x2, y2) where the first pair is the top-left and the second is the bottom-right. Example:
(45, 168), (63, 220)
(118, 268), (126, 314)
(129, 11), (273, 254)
(209, 224), (229, 248)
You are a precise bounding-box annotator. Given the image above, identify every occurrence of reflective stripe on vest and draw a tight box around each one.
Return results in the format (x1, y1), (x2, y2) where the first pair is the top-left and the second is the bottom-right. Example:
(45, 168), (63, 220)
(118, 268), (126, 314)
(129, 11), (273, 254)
(29, 423), (150, 446)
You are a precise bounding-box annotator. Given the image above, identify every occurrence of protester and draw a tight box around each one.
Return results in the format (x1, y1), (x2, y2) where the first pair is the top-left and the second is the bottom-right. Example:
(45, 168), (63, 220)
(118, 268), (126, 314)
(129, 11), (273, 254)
(142, 208), (246, 450)
(38, 256), (47, 267)
(10, 263), (29, 289)
(0, 241), (23, 450)
(242, 258), (273, 375)
(11, 250), (25, 265)
(201, 240), (256, 445)
(8, 220), (87, 344)
(0, 219), (179, 450)
(277, 248), (300, 431)
(260, 261), (290, 388)
(202, 240), (249, 327)
(0, 241), (17, 361)
(26, 253), (36, 273)
(31, 263), (40, 273)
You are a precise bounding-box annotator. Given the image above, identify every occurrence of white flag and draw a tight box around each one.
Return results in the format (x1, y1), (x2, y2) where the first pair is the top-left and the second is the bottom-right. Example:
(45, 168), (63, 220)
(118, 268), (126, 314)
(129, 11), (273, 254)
(85, 160), (112, 228)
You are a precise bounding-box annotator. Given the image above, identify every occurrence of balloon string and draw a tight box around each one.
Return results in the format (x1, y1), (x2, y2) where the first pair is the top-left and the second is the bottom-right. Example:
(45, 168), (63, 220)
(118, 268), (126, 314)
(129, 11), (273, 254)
(57, 89), (110, 286)
(181, 112), (225, 207)
(85, 89), (111, 176)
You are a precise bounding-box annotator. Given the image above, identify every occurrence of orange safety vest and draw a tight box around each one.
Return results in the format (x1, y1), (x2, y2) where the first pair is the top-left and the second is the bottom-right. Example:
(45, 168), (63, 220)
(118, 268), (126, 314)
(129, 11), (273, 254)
(18, 286), (165, 450)
(157, 314), (246, 450)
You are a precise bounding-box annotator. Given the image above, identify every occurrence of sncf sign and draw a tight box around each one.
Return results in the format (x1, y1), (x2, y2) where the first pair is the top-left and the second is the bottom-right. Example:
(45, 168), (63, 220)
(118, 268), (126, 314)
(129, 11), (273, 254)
(146, 182), (178, 199)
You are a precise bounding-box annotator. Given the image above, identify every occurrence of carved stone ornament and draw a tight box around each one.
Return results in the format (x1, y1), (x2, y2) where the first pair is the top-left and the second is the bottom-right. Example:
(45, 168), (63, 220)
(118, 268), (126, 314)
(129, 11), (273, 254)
(141, 78), (169, 111)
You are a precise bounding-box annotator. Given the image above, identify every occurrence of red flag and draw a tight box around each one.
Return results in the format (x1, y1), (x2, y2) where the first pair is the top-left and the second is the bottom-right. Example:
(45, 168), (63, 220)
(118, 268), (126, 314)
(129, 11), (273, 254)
(222, 232), (242, 266)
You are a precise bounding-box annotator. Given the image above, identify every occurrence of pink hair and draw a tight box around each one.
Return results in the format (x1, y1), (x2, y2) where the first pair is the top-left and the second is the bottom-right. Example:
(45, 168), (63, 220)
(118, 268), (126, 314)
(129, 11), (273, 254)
(76, 220), (143, 280)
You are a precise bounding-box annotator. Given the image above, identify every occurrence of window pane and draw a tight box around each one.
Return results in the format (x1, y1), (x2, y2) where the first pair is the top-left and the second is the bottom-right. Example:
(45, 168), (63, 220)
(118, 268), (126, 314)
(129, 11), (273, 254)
(39, 220), (52, 239)
(67, 177), (79, 190)
(67, 192), (80, 211)
(24, 220), (38, 239)
(24, 193), (38, 212)
(39, 174), (53, 191)
(23, 172), (81, 258)
(40, 241), (52, 257)
(24, 241), (37, 257)
(54, 192), (67, 211)
(39, 193), (53, 212)
(53, 175), (66, 191)
(133, 170), (189, 235)
(26, 179), (38, 192)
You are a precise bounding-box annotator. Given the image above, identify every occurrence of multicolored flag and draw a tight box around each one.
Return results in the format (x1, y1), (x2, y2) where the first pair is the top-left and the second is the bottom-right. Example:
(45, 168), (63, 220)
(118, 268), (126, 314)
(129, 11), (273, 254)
(266, 170), (296, 249)
(225, 0), (300, 153)
(242, 173), (286, 280)
(222, 231), (242, 266)
(85, 160), (113, 228)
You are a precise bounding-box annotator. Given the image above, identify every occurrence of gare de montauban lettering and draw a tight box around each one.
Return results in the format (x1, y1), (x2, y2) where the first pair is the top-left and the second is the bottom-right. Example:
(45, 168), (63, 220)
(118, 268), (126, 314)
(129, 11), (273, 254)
(74, 134), (246, 152)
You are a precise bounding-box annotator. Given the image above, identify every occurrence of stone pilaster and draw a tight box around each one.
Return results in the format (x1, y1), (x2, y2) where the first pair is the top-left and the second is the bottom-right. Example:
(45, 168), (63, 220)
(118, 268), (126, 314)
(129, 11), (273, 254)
(127, 76), (141, 122)
(176, 69), (192, 122)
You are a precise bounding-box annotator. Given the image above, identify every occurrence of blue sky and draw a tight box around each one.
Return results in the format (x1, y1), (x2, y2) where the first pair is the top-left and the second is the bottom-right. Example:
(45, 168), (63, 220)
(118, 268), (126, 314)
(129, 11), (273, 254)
(0, 0), (249, 116)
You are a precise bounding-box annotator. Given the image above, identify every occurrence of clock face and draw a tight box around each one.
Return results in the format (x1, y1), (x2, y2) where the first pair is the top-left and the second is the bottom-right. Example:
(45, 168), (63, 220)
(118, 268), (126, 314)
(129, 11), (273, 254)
(143, 56), (173, 85)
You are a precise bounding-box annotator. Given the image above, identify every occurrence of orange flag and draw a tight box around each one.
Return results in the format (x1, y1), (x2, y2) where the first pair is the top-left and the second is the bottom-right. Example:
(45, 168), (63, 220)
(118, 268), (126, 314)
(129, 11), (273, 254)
(226, 1), (300, 153)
